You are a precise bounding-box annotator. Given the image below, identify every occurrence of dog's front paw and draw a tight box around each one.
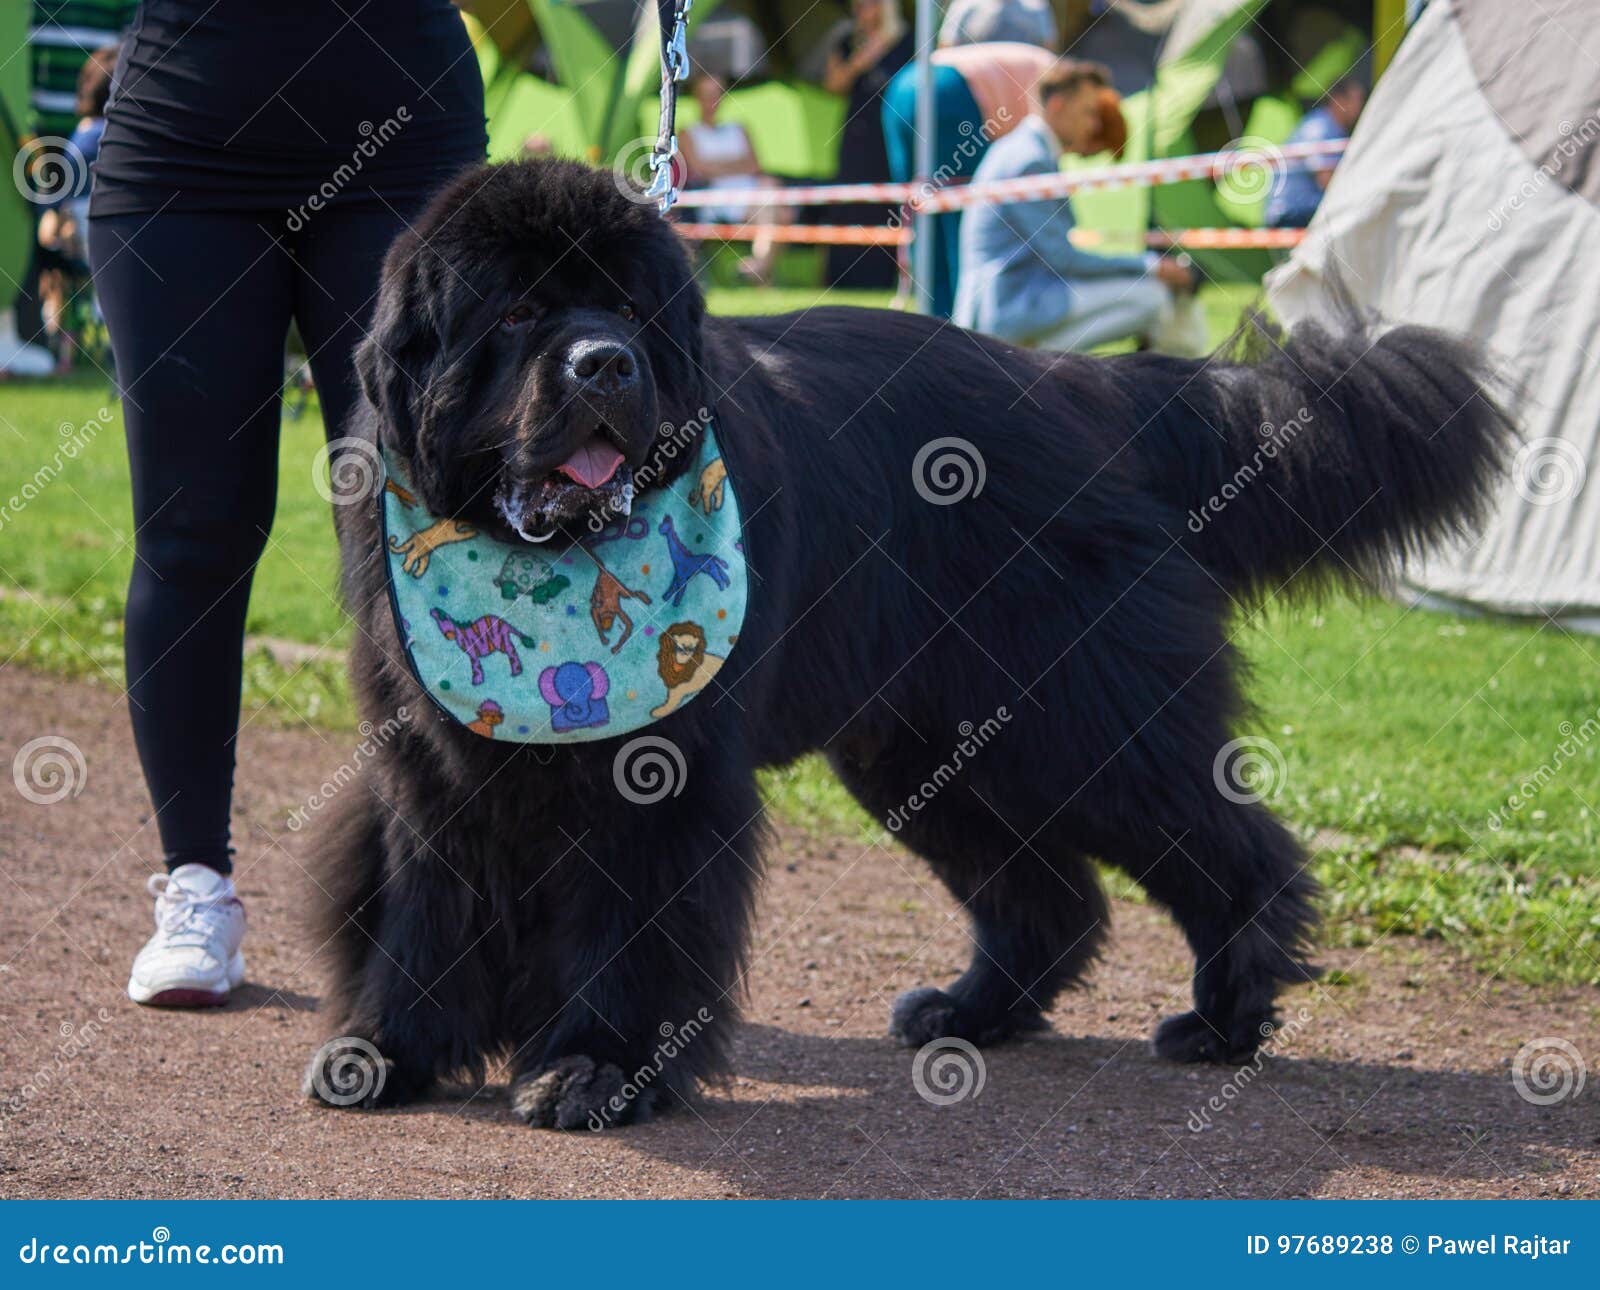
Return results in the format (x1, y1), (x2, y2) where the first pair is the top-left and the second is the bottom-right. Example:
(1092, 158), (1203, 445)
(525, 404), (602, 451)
(302, 1035), (405, 1110)
(510, 1055), (660, 1131)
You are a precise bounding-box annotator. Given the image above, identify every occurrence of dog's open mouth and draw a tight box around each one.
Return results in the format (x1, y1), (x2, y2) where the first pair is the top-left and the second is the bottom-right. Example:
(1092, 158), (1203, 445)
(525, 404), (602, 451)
(495, 434), (635, 542)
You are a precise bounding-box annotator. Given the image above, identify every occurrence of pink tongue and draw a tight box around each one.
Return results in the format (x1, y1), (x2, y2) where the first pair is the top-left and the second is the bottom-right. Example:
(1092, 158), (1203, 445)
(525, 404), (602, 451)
(554, 439), (625, 489)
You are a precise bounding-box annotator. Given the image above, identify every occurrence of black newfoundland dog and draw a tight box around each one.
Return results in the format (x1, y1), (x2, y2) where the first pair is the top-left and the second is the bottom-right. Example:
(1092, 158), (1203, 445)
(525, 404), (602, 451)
(305, 159), (1510, 1128)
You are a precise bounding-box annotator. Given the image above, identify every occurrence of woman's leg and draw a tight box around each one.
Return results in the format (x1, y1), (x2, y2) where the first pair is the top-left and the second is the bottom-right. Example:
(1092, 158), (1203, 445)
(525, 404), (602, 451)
(90, 212), (295, 876)
(286, 201), (413, 441)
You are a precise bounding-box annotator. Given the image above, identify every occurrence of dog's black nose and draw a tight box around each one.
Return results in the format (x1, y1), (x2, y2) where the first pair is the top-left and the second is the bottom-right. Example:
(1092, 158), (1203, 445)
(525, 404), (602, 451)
(563, 339), (637, 396)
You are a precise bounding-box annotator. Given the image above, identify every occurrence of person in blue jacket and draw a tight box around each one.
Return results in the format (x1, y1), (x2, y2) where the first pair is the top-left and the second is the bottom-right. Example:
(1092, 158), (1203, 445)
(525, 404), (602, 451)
(953, 58), (1192, 350)
(1266, 74), (1367, 228)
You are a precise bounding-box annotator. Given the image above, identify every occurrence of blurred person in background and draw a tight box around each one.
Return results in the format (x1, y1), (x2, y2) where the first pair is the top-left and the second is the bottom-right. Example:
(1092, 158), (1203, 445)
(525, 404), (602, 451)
(1266, 74), (1367, 228)
(822, 0), (913, 288)
(954, 58), (1193, 350)
(12, 1), (137, 359)
(882, 39), (1055, 316)
(35, 44), (116, 371)
(88, 0), (485, 1011)
(679, 71), (792, 283)
(883, 0), (1056, 320)
(939, 0), (1059, 48)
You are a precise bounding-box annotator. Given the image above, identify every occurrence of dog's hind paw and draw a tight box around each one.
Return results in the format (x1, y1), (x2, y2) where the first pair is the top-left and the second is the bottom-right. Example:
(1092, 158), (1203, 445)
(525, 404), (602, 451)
(1151, 1010), (1264, 1065)
(889, 987), (961, 1047)
(511, 1055), (659, 1131)
(890, 986), (1041, 1048)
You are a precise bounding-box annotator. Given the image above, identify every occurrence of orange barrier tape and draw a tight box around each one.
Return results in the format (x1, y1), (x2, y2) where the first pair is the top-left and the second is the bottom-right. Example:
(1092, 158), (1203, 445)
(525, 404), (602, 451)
(1150, 227), (1307, 249)
(672, 223), (909, 246)
(673, 224), (1308, 251)
(667, 140), (1347, 212)
(1076, 228), (1309, 250)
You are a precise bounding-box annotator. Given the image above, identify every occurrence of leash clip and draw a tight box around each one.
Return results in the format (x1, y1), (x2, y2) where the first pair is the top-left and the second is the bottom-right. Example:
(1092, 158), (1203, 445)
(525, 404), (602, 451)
(645, 135), (678, 211)
(667, 6), (691, 83)
(645, 0), (694, 213)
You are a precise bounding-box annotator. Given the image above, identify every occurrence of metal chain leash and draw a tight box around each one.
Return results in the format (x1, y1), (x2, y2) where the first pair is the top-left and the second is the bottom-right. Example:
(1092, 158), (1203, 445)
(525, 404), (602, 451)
(645, 0), (693, 213)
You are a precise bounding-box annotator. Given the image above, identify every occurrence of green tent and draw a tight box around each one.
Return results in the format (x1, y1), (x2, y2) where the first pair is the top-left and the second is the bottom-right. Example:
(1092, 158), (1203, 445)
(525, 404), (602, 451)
(1, 2), (35, 310)
(483, 0), (728, 163)
(481, 0), (849, 180)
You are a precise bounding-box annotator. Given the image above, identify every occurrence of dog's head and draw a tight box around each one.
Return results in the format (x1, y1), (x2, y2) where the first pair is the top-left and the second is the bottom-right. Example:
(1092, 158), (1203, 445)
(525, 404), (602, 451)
(356, 160), (709, 541)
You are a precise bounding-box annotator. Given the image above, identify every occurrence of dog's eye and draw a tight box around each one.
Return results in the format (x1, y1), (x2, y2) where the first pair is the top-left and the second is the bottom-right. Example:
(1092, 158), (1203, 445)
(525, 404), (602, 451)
(501, 303), (535, 329)
(618, 300), (637, 322)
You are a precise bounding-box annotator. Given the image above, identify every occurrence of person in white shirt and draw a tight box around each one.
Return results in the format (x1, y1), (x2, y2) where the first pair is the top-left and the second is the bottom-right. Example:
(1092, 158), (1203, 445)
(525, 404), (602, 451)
(678, 73), (792, 283)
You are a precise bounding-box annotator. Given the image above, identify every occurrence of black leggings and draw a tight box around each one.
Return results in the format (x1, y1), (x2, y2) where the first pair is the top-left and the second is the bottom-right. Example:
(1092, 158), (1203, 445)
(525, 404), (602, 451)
(90, 205), (409, 874)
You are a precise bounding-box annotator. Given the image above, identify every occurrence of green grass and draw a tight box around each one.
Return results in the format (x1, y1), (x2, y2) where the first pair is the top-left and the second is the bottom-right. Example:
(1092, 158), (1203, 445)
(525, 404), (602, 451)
(3, 285), (1597, 984)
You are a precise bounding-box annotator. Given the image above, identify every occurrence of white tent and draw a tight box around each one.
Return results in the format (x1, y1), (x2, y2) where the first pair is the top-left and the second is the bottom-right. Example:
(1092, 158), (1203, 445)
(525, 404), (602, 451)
(1267, 0), (1600, 622)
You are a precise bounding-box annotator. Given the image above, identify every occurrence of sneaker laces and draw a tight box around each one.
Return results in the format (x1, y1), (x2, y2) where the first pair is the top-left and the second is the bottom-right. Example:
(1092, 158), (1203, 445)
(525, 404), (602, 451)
(146, 873), (235, 948)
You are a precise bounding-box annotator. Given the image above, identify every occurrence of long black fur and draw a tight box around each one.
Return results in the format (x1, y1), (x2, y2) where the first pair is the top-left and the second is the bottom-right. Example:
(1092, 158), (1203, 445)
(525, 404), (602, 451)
(304, 160), (1514, 1127)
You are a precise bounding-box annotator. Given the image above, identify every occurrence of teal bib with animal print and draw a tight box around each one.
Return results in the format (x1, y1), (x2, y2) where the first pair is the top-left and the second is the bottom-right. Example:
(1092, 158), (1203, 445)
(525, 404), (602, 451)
(379, 428), (746, 743)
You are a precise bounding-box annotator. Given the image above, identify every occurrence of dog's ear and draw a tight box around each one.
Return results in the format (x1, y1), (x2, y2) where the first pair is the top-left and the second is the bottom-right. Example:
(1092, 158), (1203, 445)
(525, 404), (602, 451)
(355, 231), (440, 460)
(678, 283), (708, 408)
(642, 220), (711, 423)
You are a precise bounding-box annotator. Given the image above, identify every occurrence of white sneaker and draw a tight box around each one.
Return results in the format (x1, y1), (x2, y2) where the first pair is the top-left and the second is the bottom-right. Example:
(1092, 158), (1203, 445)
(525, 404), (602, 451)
(127, 864), (247, 1007)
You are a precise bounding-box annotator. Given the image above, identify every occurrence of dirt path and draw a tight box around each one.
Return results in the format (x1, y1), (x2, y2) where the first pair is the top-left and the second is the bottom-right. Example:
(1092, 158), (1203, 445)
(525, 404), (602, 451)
(1, 667), (1596, 1199)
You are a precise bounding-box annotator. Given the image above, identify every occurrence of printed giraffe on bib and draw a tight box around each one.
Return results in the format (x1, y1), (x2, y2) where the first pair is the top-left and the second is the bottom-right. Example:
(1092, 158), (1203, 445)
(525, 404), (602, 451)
(658, 514), (731, 607)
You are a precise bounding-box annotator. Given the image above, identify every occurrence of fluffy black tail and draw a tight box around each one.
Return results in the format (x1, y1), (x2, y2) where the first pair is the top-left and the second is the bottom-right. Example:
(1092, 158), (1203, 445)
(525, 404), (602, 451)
(1135, 308), (1515, 598)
